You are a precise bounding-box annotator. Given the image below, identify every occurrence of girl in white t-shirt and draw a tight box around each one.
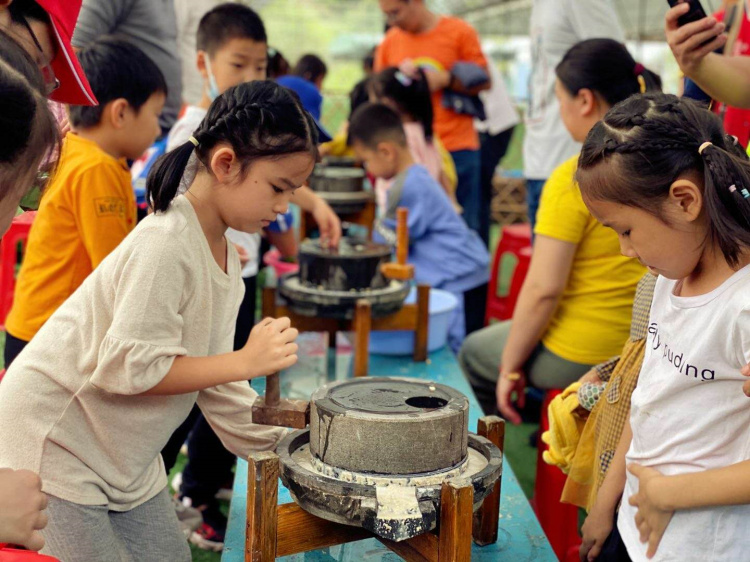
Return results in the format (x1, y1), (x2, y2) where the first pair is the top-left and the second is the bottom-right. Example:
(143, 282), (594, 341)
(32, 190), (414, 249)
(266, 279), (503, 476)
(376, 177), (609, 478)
(575, 93), (750, 562)
(0, 80), (318, 561)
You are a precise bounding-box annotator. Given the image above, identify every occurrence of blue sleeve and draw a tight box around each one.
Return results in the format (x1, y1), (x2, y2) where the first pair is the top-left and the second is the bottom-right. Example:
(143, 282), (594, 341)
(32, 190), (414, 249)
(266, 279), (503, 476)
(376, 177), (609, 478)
(383, 172), (432, 241)
(266, 211), (294, 233)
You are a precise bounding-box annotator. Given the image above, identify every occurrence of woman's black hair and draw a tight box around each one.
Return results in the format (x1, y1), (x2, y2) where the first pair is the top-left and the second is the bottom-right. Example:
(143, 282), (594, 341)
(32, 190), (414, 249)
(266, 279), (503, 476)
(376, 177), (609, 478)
(556, 38), (662, 107)
(576, 92), (750, 268)
(293, 54), (327, 84)
(0, 27), (44, 93)
(0, 45), (59, 200)
(369, 67), (434, 140)
(8, 0), (49, 24)
(147, 80), (319, 213)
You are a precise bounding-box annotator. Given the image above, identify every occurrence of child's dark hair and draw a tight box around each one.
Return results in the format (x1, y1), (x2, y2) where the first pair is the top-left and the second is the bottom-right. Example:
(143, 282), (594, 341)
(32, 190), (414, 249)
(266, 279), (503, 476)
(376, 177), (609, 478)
(148, 80), (318, 212)
(0, 54), (59, 200)
(69, 37), (167, 129)
(293, 54), (327, 84)
(349, 78), (370, 118)
(556, 39), (661, 107)
(267, 47), (289, 79)
(348, 102), (407, 149)
(369, 67), (434, 140)
(577, 93), (750, 268)
(197, 3), (267, 56)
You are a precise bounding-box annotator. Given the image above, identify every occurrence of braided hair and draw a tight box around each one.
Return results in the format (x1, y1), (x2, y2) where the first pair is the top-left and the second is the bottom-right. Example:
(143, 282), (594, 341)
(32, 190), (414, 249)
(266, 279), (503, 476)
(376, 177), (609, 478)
(147, 80), (318, 212)
(576, 92), (750, 267)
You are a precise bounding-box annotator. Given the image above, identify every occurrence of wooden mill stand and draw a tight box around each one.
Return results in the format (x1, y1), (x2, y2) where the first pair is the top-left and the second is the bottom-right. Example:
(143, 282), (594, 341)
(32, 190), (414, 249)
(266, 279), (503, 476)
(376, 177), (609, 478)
(245, 416), (505, 562)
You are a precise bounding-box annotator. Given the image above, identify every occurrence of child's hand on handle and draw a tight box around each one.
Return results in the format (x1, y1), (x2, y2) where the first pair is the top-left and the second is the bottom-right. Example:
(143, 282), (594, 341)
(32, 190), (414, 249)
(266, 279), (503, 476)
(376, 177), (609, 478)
(496, 369), (526, 425)
(311, 198), (342, 249)
(627, 464), (674, 559)
(0, 468), (48, 551)
(242, 317), (299, 378)
(579, 500), (614, 562)
(665, 3), (726, 78)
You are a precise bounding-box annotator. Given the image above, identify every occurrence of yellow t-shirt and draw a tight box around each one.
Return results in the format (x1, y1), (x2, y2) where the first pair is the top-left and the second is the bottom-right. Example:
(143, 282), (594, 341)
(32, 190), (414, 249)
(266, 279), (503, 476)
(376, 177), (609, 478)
(6, 134), (136, 342)
(534, 155), (645, 365)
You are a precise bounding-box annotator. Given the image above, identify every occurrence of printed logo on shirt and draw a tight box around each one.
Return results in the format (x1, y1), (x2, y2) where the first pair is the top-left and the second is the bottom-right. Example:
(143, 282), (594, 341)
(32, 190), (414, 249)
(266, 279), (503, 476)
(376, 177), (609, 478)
(94, 197), (126, 219)
(648, 322), (715, 381)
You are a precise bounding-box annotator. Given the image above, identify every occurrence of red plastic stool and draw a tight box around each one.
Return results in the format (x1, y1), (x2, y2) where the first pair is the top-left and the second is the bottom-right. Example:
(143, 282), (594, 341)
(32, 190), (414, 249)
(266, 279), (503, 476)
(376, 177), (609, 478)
(0, 212), (36, 329)
(486, 223), (533, 325)
(532, 389), (582, 561)
(0, 547), (59, 561)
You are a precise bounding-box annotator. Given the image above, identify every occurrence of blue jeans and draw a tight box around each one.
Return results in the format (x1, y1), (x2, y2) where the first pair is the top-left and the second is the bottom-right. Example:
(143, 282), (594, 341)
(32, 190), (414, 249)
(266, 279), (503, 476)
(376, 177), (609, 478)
(525, 178), (546, 233)
(450, 149), (482, 236)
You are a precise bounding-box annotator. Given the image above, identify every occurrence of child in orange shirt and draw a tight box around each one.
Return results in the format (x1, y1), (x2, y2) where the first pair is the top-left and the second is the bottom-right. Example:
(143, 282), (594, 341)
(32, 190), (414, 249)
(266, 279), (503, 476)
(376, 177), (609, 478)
(3, 37), (166, 367)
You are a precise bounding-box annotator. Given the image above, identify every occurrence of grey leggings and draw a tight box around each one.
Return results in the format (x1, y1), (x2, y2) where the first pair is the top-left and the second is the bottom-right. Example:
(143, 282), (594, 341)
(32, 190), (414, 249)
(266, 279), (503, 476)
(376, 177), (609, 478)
(458, 320), (595, 414)
(41, 487), (191, 562)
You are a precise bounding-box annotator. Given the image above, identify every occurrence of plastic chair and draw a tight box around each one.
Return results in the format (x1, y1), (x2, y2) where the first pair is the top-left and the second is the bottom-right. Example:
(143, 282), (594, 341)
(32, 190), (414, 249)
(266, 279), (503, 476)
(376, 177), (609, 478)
(0, 547), (59, 561)
(532, 389), (582, 561)
(0, 212), (36, 330)
(485, 223), (533, 325)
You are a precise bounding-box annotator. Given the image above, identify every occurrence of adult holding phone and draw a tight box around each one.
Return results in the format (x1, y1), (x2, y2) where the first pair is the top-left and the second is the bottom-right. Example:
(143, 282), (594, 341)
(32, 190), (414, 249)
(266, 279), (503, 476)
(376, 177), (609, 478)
(666, 0), (750, 109)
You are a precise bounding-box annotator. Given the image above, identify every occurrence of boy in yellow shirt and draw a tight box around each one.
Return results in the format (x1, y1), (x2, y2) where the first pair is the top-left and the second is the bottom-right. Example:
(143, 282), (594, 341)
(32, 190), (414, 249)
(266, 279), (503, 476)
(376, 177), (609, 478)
(4, 37), (166, 367)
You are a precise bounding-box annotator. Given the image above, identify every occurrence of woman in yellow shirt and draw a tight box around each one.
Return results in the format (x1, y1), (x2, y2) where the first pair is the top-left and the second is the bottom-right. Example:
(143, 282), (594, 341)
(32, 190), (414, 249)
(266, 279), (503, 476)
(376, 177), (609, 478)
(459, 39), (660, 421)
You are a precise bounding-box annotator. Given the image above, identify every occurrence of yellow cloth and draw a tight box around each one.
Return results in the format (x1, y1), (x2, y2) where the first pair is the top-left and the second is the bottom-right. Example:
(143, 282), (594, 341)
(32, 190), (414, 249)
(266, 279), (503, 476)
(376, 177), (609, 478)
(6, 134), (135, 341)
(534, 155), (645, 364)
(435, 136), (457, 196)
(541, 382), (588, 474)
(562, 338), (647, 511)
(320, 129), (355, 159)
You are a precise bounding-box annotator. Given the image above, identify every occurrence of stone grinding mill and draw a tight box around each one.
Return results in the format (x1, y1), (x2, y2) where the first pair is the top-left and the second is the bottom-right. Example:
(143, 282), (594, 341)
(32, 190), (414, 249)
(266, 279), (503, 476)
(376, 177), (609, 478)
(264, 208), (430, 378)
(300, 159), (376, 241)
(247, 377), (505, 561)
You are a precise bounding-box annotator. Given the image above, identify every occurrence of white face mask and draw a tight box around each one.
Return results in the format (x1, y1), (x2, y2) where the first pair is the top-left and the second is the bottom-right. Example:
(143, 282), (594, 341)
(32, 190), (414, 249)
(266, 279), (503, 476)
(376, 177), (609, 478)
(204, 57), (220, 101)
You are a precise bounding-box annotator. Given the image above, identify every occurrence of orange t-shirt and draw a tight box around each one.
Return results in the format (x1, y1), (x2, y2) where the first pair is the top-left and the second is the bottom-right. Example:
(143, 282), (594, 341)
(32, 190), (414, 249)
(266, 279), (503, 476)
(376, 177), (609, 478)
(5, 134), (136, 342)
(375, 16), (487, 152)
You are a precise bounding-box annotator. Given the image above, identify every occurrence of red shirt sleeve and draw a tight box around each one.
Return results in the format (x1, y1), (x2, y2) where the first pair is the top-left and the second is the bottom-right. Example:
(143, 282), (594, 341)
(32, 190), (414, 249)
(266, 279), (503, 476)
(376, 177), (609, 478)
(457, 20), (487, 69)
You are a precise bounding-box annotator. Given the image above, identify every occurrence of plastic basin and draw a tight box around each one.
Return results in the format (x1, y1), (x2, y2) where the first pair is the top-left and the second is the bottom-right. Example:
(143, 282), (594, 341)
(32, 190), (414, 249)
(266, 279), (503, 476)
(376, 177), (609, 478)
(369, 288), (458, 355)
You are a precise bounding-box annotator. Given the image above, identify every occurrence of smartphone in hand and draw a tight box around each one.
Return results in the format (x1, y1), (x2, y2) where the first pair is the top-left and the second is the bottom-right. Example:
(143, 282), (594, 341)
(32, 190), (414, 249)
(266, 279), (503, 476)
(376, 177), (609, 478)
(667, 0), (708, 27)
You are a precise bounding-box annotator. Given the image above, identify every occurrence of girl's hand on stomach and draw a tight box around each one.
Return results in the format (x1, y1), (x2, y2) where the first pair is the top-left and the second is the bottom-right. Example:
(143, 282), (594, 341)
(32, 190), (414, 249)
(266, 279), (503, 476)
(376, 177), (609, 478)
(627, 464), (674, 559)
(496, 369), (526, 425)
(241, 317), (299, 378)
(580, 499), (615, 562)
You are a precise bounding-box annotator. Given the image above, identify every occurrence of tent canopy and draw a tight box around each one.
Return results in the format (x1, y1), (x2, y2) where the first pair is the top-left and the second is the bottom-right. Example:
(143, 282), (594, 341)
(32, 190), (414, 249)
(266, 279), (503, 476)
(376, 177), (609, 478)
(434, 0), (722, 41)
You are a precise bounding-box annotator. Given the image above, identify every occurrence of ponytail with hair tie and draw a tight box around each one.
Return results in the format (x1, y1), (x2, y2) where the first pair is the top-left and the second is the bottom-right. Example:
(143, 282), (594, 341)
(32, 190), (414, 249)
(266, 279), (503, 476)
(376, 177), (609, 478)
(147, 80), (319, 213)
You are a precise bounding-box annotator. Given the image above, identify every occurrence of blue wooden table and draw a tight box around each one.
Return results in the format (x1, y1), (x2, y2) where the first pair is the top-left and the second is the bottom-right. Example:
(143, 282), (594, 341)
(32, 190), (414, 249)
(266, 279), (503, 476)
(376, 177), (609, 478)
(223, 338), (555, 561)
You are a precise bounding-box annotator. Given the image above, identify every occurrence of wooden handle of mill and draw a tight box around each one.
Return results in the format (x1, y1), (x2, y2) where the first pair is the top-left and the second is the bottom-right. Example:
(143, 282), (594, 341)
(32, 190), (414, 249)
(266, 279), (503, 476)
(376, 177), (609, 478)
(396, 208), (408, 265)
(265, 372), (280, 406)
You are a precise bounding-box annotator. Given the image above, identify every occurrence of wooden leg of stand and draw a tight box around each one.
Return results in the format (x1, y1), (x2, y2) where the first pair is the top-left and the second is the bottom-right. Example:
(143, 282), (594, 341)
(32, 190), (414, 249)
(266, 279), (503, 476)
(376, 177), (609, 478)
(413, 285), (430, 362)
(472, 416), (505, 545)
(246, 452), (279, 562)
(262, 287), (276, 318)
(353, 299), (371, 377)
(438, 479), (473, 562)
